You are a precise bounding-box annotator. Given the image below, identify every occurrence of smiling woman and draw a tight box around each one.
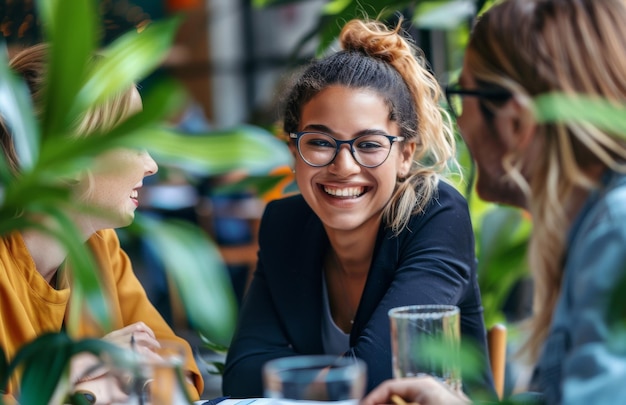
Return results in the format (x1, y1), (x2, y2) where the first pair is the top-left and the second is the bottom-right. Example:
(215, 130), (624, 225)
(0, 43), (203, 402)
(222, 18), (495, 399)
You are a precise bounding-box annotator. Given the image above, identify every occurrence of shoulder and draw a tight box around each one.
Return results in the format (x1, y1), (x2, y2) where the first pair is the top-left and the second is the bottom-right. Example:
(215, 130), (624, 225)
(408, 179), (471, 228)
(85, 229), (123, 255)
(601, 172), (626, 221)
(393, 179), (474, 247)
(258, 194), (325, 249)
(429, 179), (469, 210)
(88, 229), (121, 246)
(565, 172), (626, 295)
(575, 172), (626, 240)
(0, 232), (31, 271)
(261, 193), (316, 226)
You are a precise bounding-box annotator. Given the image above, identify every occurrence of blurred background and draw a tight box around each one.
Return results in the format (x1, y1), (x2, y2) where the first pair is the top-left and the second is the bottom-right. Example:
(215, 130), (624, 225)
(1, 0), (533, 398)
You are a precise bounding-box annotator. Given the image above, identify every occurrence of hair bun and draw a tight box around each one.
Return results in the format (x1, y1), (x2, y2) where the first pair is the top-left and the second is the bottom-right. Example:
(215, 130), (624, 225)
(339, 19), (409, 64)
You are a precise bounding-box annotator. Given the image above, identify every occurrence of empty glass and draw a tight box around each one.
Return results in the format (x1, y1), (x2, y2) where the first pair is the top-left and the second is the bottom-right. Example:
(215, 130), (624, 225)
(263, 355), (367, 404)
(388, 304), (461, 390)
(98, 340), (190, 405)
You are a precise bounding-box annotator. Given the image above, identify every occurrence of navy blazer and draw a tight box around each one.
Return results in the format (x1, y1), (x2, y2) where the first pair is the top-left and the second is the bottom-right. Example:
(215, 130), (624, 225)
(222, 181), (494, 398)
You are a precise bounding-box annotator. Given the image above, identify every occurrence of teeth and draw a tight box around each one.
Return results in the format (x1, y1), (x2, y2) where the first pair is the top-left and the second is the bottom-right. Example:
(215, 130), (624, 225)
(324, 186), (364, 197)
(130, 190), (138, 199)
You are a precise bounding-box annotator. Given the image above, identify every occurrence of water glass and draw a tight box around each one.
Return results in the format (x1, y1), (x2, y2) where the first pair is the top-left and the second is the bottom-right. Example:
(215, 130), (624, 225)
(101, 340), (190, 405)
(263, 355), (367, 404)
(388, 304), (461, 390)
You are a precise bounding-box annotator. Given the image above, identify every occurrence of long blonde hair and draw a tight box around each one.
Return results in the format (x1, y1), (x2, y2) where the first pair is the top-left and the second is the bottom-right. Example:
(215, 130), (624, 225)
(282, 18), (457, 235)
(467, 0), (626, 361)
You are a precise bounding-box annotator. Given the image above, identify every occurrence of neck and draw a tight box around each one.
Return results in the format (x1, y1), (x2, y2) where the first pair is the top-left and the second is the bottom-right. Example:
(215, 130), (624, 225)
(324, 221), (378, 276)
(19, 213), (92, 283)
(21, 229), (70, 283)
(324, 248), (370, 333)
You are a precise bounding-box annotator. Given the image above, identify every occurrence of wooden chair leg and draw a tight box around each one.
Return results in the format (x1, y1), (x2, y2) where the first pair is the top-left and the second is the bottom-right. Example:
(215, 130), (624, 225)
(488, 324), (507, 400)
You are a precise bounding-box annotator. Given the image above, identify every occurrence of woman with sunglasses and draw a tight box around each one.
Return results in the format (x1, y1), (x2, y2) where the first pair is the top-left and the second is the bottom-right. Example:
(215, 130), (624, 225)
(222, 18), (493, 397)
(363, 0), (626, 404)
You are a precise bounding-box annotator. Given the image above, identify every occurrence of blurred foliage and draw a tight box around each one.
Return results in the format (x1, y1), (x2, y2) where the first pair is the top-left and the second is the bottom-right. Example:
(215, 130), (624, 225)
(253, 0), (478, 59)
(0, 333), (125, 405)
(0, 0), (291, 401)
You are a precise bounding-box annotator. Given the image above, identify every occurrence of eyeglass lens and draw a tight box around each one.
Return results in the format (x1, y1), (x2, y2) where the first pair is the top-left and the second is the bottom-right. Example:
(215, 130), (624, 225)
(297, 132), (394, 168)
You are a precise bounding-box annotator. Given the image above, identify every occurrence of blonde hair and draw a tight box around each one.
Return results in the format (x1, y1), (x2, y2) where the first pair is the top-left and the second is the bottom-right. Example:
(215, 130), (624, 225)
(2, 43), (139, 174)
(467, 0), (626, 361)
(282, 18), (457, 235)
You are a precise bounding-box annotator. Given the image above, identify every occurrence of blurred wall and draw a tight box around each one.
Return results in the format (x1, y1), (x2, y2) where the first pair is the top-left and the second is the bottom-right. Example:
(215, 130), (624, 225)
(206, 0), (325, 128)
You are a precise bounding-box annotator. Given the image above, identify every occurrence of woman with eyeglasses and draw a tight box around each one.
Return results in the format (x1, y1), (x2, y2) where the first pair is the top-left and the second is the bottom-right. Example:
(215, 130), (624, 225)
(222, 18), (493, 397)
(363, 0), (626, 404)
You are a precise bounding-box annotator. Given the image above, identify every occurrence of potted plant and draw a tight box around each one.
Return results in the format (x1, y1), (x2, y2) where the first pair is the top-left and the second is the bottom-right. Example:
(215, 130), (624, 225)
(0, 1), (291, 403)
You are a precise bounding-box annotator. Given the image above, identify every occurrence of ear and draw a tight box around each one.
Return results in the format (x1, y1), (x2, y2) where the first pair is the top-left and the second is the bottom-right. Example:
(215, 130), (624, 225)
(494, 95), (537, 153)
(398, 141), (416, 176)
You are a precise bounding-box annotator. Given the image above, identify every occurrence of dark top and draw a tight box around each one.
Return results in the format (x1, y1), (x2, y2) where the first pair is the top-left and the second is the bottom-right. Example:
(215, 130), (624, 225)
(222, 181), (493, 398)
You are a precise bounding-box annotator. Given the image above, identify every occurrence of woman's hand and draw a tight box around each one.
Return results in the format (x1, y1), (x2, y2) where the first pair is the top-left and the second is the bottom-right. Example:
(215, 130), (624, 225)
(361, 377), (471, 405)
(69, 322), (159, 388)
(102, 321), (159, 354)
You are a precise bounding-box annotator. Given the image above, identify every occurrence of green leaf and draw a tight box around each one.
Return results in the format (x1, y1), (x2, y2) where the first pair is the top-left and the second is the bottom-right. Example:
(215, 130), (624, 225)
(199, 334), (229, 354)
(133, 216), (238, 347)
(35, 79), (186, 180)
(71, 17), (182, 119)
(315, 0), (413, 55)
(0, 345), (7, 392)
(322, 0), (353, 14)
(533, 93), (626, 135)
(415, 1), (476, 30)
(0, 41), (40, 174)
(0, 205), (112, 331)
(8, 333), (72, 405)
(476, 206), (531, 326)
(37, 0), (98, 135)
(5, 334), (124, 404)
(136, 126), (293, 176)
(252, 0), (309, 7)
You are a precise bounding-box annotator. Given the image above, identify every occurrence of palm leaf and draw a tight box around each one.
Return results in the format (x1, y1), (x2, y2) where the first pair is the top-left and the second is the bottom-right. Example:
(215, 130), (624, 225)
(35, 79), (186, 179)
(71, 17), (182, 120)
(533, 93), (626, 135)
(139, 126), (293, 176)
(37, 0), (97, 136)
(133, 216), (238, 346)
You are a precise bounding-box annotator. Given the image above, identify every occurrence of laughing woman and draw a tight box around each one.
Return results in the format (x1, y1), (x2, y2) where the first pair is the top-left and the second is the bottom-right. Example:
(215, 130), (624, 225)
(0, 44), (203, 402)
(222, 18), (493, 397)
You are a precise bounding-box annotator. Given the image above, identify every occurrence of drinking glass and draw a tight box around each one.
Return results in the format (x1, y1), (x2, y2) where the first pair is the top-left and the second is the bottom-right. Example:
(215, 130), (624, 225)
(388, 304), (461, 390)
(263, 355), (367, 404)
(99, 340), (190, 405)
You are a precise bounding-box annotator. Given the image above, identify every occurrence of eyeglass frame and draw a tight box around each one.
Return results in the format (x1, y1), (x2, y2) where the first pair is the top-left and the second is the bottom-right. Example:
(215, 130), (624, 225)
(289, 131), (406, 168)
(444, 85), (512, 118)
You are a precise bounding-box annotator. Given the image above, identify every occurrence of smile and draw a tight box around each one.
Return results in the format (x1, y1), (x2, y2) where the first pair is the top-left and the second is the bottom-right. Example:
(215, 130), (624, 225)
(322, 185), (366, 198)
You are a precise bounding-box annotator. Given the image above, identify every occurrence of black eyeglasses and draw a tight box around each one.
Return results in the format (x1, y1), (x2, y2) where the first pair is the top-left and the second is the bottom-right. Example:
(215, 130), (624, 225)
(289, 131), (405, 168)
(445, 85), (512, 118)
